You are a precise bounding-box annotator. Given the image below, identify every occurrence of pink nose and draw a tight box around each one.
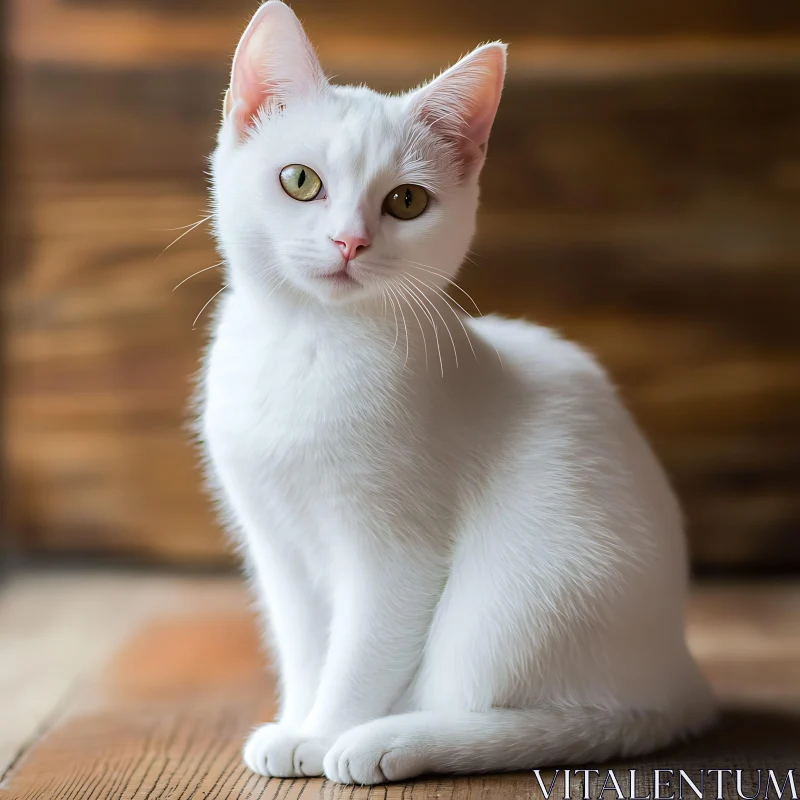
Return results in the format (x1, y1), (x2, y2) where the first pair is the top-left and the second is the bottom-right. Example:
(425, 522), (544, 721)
(333, 235), (370, 262)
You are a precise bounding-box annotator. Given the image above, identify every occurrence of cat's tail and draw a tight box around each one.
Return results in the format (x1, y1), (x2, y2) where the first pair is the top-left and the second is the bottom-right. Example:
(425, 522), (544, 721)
(323, 701), (717, 784)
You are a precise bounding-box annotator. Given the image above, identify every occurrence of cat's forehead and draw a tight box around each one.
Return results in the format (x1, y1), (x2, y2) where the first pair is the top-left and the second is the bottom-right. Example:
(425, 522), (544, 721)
(261, 86), (411, 183)
(321, 87), (408, 172)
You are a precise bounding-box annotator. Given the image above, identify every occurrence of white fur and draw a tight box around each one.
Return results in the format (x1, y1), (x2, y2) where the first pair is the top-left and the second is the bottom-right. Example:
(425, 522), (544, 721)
(199, 1), (715, 785)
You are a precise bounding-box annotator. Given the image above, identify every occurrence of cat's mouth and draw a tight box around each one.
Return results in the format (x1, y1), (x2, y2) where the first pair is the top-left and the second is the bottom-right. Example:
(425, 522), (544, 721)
(315, 266), (361, 288)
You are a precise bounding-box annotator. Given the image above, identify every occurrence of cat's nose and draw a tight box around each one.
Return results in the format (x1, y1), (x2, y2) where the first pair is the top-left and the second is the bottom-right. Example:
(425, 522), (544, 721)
(333, 235), (370, 262)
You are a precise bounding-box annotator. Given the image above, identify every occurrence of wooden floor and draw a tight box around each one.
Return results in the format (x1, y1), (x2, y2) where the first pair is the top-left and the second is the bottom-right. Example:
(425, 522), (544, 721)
(0, 571), (798, 800)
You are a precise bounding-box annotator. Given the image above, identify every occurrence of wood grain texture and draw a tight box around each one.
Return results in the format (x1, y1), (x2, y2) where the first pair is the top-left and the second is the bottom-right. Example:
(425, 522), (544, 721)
(0, 571), (247, 775)
(0, 575), (798, 800)
(16, 0), (800, 51)
(7, 185), (224, 562)
(5, 0), (800, 566)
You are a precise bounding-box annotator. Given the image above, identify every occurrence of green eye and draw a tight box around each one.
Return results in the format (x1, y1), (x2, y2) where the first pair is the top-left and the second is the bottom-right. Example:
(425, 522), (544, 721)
(280, 164), (322, 201)
(384, 184), (429, 220)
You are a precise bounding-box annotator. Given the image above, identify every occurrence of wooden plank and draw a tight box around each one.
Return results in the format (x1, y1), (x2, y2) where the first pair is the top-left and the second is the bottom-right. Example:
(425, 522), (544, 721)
(0, 571), (245, 775)
(12, 0), (800, 69)
(6, 184), (225, 563)
(13, 58), (800, 185)
(0, 577), (798, 799)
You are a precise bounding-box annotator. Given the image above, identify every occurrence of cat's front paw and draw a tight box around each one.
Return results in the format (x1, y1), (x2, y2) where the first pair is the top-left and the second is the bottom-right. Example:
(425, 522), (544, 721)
(243, 723), (328, 777)
(323, 719), (427, 785)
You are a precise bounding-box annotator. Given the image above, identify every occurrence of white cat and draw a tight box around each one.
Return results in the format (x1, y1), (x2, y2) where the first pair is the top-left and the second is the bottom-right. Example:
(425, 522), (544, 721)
(200, 0), (716, 785)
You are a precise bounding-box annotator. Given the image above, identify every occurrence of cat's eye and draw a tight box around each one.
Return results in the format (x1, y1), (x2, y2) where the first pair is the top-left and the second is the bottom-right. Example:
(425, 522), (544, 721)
(280, 164), (323, 201)
(384, 184), (429, 220)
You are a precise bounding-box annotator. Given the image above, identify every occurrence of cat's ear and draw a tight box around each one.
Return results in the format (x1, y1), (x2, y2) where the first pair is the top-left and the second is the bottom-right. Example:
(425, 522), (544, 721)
(224, 1), (326, 133)
(409, 43), (506, 175)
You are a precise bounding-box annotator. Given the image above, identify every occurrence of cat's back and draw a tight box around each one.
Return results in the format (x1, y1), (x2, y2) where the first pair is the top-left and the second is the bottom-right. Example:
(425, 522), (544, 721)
(469, 313), (683, 547)
(466, 313), (675, 510)
(468, 313), (609, 397)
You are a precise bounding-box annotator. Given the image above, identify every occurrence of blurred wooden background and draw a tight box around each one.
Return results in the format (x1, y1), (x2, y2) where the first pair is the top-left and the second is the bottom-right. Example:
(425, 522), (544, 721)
(5, 0), (800, 568)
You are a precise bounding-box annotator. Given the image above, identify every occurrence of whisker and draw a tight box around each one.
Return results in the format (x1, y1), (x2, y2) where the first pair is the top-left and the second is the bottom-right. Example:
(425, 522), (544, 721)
(401, 260), (463, 283)
(494, 347), (504, 371)
(192, 284), (227, 329)
(386, 285), (410, 368)
(397, 286), (428, 370)
(384, 288), (400, 355)
(401, 276), (458, 370)
(399, 279), (443, 378)
(395, 259), (483, 316)
(264, 275), (288, 299)
(173, 262), (224, 291)
(407, 272), (477, 329)
(157, 215), (213, 232)
(404, 270), (500, 370)
(400, 278), (435, 328)
(405, 273), (476, 364)
(158, 215), (212, 259)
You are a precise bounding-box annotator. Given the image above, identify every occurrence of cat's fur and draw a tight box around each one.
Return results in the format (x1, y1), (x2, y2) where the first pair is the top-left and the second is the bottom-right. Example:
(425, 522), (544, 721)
(200, 0), (716, 785)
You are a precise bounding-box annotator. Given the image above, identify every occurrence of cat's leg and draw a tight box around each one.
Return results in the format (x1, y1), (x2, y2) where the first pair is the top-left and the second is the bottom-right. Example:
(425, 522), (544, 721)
(241, 532), (330, 778)
(298, 535), (446, 747)
(244, 527), (444, 778)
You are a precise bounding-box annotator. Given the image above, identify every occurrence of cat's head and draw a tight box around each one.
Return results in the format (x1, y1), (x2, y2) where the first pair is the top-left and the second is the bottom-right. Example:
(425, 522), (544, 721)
(211, 1), (505, 308)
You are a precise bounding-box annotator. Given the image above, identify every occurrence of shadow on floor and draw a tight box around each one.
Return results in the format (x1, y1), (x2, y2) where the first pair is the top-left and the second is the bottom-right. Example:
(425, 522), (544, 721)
(660, 706), (800, 763)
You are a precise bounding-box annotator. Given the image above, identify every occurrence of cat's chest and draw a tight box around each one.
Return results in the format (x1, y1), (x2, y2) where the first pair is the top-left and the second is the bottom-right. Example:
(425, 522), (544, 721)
(201, 303), (407, 488)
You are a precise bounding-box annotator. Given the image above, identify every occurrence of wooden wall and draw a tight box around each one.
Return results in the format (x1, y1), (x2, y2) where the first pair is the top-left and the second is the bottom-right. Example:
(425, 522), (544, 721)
(5, 0), (800, 567)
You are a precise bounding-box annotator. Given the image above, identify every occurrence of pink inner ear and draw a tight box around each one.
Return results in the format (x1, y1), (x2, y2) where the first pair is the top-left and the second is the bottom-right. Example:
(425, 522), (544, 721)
(227, 1), (326, 133)
(413, 43), (507, 171)
(465, 47), (506, 150)
(228, 11), (271, 128)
